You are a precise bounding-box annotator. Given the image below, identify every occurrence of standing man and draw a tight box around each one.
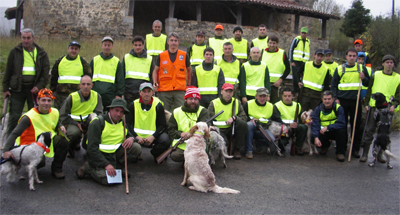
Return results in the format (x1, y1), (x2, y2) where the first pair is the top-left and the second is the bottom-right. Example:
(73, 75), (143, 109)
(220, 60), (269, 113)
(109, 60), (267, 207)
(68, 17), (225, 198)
(209, 83), (248, 159)
(91, 36), (124, 109)
(76, 98), (142, 184)
(361, 55), (400, 162)
(192, 47), (225, 108)
(126, 83), (170, 162)
(2, 89), (68, 179)
(59, 75), (103, 158)
(357, 52), (373, 99)
(251, 24), (269, 50)
(312, 91), (347, 162)
(168, 87), (210, 162)
(272, 88), (307, 155)
(331, 48), (370, 158)
(261, 34), (290, 104)
(50, 41), (92, 109)
(152, 32), (192, 112)
(122, 35), (154, 105)
(243, 88), (275, 159)
(216, 42), (241, 98)
(3, 28), (49, 138)
(187, 31), (207, 70)
(354, 39), (371, 68)
(298, 49), (331, 112)
(229, 26), (249, 64)
(239, 47), (271, 103)
(146, 20), (167, 61)
(322, 49), (338, 77)
(208, 24), (226, 61)
(289, 27), (310, 93)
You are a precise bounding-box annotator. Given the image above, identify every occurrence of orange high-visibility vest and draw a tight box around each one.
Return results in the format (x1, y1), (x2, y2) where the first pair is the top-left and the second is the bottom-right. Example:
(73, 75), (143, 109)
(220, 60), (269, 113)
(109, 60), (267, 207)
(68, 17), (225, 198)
(158, 50), (188, 91)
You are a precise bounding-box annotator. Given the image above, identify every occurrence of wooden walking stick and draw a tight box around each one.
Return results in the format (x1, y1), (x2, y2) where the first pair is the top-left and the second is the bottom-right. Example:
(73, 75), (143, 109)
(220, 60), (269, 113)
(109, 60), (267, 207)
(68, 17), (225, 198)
(123, 115), (129, 194)
(348, 77), (362, 162)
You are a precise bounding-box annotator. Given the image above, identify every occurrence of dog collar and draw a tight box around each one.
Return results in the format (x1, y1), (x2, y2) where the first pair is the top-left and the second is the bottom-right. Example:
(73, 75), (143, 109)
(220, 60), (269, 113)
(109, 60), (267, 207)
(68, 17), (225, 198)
(36, 142), (50, 153)
(194, 131), (204, 136)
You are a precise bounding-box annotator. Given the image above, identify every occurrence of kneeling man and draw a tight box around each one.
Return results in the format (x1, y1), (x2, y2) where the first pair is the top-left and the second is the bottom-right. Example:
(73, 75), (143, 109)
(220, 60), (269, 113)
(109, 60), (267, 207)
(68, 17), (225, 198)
(312, 91), (347, 162)
(76, 98), (141, 185)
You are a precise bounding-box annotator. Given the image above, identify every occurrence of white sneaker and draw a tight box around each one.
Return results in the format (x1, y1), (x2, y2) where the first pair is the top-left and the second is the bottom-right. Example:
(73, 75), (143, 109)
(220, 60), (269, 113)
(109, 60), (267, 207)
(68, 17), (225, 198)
(245, 151), (253, 159)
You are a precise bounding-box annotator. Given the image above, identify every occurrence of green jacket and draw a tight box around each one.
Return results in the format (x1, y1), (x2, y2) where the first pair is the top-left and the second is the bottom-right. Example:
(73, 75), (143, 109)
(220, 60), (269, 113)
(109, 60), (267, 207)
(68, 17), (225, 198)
(3, 42), (49, 92)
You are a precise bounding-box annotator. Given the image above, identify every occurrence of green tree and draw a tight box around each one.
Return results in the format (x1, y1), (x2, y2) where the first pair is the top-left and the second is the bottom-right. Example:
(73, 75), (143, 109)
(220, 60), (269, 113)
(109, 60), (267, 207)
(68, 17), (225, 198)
(340, 0), (372, 40)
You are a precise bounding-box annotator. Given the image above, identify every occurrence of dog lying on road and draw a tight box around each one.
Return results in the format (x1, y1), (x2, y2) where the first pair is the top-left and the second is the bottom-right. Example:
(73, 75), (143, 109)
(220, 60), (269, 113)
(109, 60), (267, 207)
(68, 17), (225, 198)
(181, 122), (240, 194)
(0, 132), (52, 191)
(208, 126), (233, 168)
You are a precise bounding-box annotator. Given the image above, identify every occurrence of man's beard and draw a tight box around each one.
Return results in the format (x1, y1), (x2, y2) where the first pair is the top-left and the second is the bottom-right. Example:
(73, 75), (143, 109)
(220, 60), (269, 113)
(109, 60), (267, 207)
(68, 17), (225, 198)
(184, 102), (199, 110)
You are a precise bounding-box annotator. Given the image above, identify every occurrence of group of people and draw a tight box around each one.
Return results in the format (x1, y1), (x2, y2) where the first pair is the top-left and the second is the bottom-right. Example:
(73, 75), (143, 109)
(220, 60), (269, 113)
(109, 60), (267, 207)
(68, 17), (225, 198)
(2, 21), (399, 185)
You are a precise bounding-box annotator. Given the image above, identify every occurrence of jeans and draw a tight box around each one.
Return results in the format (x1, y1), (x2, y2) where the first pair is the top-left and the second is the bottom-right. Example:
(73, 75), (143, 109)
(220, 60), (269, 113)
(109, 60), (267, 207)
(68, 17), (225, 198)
(245, 121), (275, 152)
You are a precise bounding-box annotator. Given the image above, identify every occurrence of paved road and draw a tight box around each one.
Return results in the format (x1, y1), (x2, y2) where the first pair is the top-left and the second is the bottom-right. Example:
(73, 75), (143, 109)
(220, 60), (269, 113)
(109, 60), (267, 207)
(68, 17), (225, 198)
(1, 132), (399, 214)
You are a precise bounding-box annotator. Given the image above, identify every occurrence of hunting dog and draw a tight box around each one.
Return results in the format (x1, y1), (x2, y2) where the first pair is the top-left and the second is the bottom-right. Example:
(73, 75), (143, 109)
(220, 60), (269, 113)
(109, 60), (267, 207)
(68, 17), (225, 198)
(0, 132), (52, 190)
(268, 121), (289, 153)
(301, 109), (318, 155)
(368, 93), (398, 169)
(208, 126), (233, 168)
(181, 122), (240, 194)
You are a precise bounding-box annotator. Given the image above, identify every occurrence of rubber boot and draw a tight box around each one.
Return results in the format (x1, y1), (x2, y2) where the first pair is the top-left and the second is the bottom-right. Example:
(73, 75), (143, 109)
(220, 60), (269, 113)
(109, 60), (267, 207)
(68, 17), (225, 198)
(360, 143), (371, 162)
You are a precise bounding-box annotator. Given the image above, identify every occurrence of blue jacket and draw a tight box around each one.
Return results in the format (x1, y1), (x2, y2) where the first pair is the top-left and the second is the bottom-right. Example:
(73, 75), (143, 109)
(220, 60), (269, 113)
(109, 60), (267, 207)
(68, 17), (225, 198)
(311, 102), (346, 138)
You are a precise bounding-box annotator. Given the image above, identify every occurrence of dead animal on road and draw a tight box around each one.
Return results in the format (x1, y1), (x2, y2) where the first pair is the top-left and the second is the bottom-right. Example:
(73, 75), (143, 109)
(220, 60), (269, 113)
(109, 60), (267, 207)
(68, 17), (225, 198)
(0, 132), (52, 191)
(301, 109), (318, 155)
(181, 122), (240, 194)
(208, 126), (233, 168)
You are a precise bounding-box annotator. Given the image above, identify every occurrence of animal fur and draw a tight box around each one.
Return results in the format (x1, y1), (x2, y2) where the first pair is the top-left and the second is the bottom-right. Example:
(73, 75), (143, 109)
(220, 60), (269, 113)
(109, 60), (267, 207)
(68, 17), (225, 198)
(208, 127), (233, 168)
(0, 113), (9, 150)
(181, 122), (240, 194)
(368, 93), (398, 168)
(268, 121), (289, 138)
(0, 132), (52, 190)
(301, 109), (318, 155)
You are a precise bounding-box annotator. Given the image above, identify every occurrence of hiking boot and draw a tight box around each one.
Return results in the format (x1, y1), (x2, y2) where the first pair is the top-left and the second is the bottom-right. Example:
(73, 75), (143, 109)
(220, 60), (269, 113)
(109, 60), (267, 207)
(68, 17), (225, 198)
(245, 151), (253, 159)
(377, 150), (386, 163)
(52, 171), (65, 179)
(76, 162), (88, 179)
(295, 148), (304, 156)
(233, 150), (241, 160)
(336, 154), (345, 162)
(320, 147), (329, 155)
(352, 150), (361, 159)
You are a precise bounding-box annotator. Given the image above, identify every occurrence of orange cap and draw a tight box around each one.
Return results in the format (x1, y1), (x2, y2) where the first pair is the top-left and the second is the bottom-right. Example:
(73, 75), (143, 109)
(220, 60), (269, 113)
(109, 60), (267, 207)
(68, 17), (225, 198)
(215, 24), (223, 30)
(354, 39), (363, 45)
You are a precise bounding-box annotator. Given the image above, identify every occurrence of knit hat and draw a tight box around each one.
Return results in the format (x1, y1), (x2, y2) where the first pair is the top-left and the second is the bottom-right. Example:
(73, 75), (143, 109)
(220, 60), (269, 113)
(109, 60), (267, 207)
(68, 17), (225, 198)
(184, 86), (201, 100)
(233, 26), (243, 34)
(37, 88), (55, 99)
(357, 52), (366, 59)
(382, 54), (396, 65)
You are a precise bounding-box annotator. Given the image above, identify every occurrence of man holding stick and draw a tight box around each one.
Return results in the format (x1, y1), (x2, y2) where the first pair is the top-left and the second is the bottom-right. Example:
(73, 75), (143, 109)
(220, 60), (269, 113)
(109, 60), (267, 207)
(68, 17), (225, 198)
(331, 48), (370, 159)
(76, 98), (141, 185)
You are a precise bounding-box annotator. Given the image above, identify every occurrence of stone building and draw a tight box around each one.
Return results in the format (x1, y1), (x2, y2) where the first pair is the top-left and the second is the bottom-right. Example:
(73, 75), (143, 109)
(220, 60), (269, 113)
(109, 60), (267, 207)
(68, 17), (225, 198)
(6, 0), (339, 52)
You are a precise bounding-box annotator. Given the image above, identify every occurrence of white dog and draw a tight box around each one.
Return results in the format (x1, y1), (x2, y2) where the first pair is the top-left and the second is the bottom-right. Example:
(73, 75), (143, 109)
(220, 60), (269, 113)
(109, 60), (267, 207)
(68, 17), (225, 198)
(181, 122), (240, 194)
(1, 132), (52, 191)
(301, 109), (318, 155)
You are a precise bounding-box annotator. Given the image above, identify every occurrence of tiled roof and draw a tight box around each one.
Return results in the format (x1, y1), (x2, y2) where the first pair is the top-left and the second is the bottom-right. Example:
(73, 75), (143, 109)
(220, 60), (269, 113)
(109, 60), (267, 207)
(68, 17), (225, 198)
(237, 0), (340, 20)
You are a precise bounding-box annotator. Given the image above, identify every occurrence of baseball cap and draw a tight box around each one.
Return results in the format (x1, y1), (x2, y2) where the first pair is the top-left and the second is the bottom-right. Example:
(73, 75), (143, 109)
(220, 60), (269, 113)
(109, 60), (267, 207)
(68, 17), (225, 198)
(215, 24), (223, 30)
(196, 31), (205, 36)
(139, 82), (153, 91)
(300, 27), (308, 33)
(315, 49), (324, 55)
(354, 39), (363, 45)
(68, 41), (81, 48)
(324, 49), (332, 55)
(222, 83), (234, 90)
(256, 88), (269, 96)
(102, 36), (114, 43)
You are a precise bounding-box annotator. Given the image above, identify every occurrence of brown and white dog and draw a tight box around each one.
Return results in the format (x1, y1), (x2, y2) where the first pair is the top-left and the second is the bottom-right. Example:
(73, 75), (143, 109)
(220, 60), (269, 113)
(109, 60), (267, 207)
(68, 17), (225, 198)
(181, 122), (240, 194)
(301, 109), (318, 155)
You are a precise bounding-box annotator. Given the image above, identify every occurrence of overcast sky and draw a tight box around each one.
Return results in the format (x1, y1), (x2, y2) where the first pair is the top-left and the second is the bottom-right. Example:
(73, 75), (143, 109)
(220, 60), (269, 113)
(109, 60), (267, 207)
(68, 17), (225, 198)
(1, 0), (399, 17)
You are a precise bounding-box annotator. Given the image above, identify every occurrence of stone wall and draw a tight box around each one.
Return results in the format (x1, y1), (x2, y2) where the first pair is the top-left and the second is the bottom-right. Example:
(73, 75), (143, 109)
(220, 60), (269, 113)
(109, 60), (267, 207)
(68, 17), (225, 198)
(169, 19), (329, 60)
(23, 0), (133, 40)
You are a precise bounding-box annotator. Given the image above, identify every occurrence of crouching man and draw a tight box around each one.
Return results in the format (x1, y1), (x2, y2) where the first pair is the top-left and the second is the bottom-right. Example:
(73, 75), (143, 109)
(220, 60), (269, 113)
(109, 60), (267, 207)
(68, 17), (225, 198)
(2, 89), (69, 179)
(76, 98), (141, 185)
(243, 88), (276, 158)
(312, 91), (347, 162)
